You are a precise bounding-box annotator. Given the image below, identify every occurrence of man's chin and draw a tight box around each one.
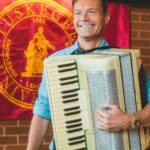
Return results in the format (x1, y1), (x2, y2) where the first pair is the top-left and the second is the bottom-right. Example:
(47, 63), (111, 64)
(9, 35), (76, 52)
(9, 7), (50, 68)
(79, 34), (96, 39)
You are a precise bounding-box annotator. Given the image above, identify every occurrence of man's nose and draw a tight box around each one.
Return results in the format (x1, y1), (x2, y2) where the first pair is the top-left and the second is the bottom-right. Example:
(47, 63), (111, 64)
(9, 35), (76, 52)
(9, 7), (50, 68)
(80, 12), (89, 21)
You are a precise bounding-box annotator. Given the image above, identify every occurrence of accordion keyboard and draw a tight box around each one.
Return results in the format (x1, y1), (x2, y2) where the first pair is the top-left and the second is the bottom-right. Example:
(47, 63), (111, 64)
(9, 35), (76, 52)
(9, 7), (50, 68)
(46, 60), (87, 150)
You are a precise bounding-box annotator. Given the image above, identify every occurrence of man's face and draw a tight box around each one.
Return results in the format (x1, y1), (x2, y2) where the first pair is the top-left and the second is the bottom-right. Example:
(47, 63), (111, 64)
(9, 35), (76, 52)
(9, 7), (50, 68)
(73, 0), (108, 40)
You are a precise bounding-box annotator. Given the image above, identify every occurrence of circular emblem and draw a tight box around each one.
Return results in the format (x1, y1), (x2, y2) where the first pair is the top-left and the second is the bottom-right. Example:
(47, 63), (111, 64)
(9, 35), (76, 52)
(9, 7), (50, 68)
(0, 0), (77, 109)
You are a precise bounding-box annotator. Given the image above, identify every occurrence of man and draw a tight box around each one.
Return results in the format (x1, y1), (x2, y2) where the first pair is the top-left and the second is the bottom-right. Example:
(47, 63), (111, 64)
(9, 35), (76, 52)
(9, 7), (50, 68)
(27, 0), (150, 149)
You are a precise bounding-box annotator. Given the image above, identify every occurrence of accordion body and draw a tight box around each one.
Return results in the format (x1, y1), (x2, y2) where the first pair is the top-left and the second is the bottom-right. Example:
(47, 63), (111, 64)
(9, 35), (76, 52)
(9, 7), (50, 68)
(45, 49), (146, 150)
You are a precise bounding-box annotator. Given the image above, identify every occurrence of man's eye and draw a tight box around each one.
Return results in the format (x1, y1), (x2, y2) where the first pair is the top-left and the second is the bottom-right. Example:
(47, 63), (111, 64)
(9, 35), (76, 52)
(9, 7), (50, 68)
(89, 11), (97, 14)
(75, 12), (81, 15)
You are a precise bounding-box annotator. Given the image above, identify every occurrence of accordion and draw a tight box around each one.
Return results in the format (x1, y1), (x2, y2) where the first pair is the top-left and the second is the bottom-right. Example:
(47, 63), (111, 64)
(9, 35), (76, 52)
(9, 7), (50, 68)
(45, 48), (146, 150)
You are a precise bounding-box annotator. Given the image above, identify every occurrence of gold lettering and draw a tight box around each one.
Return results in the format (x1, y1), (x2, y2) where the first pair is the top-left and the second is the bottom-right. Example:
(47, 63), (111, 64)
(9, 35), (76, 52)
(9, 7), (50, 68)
(0, 65), (6, 76)
(51, 10), (61, 22)
(0, 76), (13, 89)
(40, 4), (48, 15)
(25, 4), (37, 15)
(32, 17), (45, 24)
(2, 14), (13, 26)
(69, 31), (77, 41)
(8, 65), (18, 78)
(0, 29), (5, 36)
(0, 65), (3, 69)
(62, 18), (72, 30)
(14, 7), (24, 19)
(26, 82), (40, 89)
(0, 68), (6, 76)
(11, 86), (20, 96)
(21, 89), (30, 101)
(65, 41), (70, 48)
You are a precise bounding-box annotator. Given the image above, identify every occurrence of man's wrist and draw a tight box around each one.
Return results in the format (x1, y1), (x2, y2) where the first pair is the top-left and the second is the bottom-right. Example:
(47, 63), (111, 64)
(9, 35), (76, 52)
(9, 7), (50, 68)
(125, 114), (140, 129)
(130, 116), (140, 129)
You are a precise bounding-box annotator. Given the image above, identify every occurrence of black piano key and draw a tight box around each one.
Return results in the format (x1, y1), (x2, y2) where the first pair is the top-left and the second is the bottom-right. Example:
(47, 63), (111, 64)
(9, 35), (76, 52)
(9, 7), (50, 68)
(61, 88), (80, 94)
(58, 67), (76, 73)
(65, 118), (81, 124)
(58, 62), (76, 68)
(69, 139), (86, 146)
(59, 75), (78, 81)
(68, 135), (85, 141)
(62, 93), (78, 99)
(64, 110), (80, 116)
(67, 128), (82, 133)
(74, 147), (87, 150)
(60, 80), (78, 86)
(66, 123), (82, 129)
(62, 98), (79, 103)
(64, 106), (80, 112)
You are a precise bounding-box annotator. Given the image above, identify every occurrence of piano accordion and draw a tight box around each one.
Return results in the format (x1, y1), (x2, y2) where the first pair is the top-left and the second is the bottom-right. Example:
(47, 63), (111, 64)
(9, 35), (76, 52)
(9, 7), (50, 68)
(45, 48), (146, 150)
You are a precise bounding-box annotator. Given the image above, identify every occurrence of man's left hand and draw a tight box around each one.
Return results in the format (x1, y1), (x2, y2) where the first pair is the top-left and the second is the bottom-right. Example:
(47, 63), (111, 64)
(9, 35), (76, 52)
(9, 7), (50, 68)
(95, 103), (132, 132)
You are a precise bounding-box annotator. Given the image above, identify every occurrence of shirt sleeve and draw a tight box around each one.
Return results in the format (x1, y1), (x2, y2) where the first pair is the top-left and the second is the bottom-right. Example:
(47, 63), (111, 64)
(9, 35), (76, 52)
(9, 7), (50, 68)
(147, 77), (150, 102)
(33, 70), (51, 120)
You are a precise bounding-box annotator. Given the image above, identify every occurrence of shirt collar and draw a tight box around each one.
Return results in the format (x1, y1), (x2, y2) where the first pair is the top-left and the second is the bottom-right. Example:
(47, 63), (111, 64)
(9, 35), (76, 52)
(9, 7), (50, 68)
(74, 39), (108, 49)
(71, 39), (109, 54)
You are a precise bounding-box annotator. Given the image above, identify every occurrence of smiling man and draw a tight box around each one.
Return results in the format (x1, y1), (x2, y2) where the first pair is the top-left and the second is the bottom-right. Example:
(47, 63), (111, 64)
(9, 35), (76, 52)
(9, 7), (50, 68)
(27, 0), (150, 149)
(27, 0), (110, 149)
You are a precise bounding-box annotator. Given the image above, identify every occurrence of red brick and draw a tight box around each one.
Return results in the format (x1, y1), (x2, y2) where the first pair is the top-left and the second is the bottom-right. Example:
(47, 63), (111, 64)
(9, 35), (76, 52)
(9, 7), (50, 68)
(40, 145), (49, 150)
(142, 56), (150, 64)
(140, 48), (150, 56)
(132, 22), (150, 31)
(144, 65), (150, 74)
(0, 127), (4, 135)
(141, 14), (150, 22)
(6, 127), (29, 135)
(6, 145), (26, 150)
(47, 125), (53, 134)
(140, 31), (150, 39)
(0, 147), (3, 150)
(131, 31), (139, 39)
(131, 40), (150, 48)
(0, 137), (17, 145)
(44, 134), (52, 143)
(131, 13), (140, 21)
(0, 120), (17, 126)
(19, 119), (31, 126)
(19, 136), (28, 144)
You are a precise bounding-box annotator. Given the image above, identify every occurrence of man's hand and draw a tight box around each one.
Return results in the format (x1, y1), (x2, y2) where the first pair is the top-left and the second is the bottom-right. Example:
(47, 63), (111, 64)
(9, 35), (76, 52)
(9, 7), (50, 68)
(95, 103), (132, 132)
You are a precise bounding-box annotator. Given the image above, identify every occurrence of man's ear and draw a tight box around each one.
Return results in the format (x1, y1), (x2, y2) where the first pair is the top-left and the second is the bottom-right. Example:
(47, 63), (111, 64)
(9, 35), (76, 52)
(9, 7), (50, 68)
(105, 13), (110, 24)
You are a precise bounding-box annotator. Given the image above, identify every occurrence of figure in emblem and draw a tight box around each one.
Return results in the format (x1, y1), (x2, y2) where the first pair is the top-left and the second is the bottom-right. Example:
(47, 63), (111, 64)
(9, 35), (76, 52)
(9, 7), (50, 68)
(21, 26), (55, 77)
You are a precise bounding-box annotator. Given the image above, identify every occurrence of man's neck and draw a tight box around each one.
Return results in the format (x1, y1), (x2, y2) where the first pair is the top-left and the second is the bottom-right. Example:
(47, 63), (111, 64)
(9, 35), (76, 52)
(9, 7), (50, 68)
(78, 37), (104, 51)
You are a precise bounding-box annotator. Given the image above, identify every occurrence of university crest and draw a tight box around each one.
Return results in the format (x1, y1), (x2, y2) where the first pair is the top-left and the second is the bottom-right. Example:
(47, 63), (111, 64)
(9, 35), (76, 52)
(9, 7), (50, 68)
(0, 0), (77, 117)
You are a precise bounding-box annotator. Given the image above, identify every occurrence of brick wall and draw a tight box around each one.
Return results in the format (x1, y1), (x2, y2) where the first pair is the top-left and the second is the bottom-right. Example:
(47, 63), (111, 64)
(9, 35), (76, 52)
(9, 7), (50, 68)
(130, 5), (150, 75)
(0, 4), (150, 150)
(0, 119), (52, 149)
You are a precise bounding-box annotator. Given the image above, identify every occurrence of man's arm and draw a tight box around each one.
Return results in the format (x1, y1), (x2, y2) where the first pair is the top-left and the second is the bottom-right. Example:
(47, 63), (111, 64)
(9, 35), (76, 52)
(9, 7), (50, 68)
(27, 114), (50, 150)
(95, 103), (150, 132)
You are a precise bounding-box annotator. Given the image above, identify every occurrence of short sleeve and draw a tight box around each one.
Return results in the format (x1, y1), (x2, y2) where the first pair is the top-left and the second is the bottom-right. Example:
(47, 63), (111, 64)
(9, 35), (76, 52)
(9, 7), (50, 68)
(33, 71), (51, 120)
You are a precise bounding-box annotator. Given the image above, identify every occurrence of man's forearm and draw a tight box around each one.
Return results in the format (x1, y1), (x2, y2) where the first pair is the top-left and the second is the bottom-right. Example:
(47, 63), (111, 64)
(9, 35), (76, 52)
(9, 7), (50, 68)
(27, 114), (50, 150)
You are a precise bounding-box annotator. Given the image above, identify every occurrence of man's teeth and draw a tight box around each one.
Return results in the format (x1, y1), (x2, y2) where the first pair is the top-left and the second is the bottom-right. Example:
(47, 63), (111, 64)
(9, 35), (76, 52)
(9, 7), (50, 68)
(79, 24), (94, 27)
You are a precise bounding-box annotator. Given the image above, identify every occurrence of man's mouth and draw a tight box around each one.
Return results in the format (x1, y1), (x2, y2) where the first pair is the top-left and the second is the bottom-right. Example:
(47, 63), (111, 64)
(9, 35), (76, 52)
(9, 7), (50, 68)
(78, 23), (95, 28)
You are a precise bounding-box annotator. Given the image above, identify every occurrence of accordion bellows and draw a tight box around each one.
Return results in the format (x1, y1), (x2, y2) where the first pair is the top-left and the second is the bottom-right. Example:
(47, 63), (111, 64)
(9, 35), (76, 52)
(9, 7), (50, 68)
(45, 49), (146, 150)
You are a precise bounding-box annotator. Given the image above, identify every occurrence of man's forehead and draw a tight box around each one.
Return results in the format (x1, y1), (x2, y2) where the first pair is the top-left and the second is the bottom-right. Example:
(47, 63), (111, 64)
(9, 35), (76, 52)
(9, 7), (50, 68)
(73, 0), (101, 9)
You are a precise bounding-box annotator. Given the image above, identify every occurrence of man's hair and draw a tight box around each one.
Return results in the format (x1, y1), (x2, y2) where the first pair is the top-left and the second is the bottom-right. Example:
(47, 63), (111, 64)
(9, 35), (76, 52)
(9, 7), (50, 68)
(72, 0), (108, 13)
